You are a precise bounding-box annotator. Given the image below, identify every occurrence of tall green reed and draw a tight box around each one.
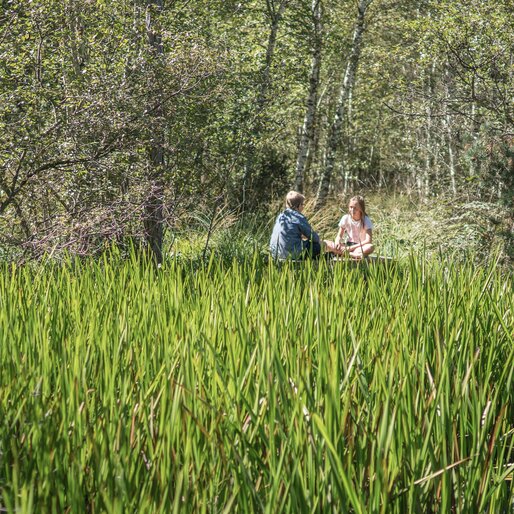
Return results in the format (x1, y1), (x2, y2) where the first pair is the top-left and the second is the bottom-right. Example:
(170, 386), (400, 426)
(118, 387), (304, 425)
(0, 253), (512, 512)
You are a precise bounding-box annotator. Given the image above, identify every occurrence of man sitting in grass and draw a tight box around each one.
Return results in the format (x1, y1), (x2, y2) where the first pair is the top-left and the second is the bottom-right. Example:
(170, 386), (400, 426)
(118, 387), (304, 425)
(269, 191), (321, 260)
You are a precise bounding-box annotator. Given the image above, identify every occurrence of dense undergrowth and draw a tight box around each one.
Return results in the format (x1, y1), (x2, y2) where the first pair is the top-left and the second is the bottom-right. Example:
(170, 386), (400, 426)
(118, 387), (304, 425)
(0, 251), (512, 513)
(172, 193), (513, 268)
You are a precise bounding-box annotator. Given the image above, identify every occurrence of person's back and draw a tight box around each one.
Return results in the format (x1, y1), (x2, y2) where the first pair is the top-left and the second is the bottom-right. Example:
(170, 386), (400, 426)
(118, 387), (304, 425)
(269, 191), (320, 260)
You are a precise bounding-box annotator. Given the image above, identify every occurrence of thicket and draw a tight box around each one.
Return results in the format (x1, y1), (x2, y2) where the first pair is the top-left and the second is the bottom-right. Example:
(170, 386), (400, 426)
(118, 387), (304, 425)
(170, 194), (513, 269)
(0, 0), (512, 262)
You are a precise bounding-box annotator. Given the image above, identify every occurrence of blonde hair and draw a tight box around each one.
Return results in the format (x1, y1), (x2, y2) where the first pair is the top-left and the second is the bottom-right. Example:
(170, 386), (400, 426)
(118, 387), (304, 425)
(286, 191), (305, 210)
(349, 195), (367, 227)
(349, 195), (366, 216)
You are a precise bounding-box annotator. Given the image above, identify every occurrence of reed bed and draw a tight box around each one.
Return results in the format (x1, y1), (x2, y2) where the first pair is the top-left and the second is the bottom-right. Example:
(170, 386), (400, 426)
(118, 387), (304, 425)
(0, 254), (513, 513)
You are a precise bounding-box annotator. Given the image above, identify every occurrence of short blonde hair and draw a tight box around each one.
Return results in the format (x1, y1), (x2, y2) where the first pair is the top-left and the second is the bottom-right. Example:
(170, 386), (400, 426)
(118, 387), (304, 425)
(285, 191), (305, 210)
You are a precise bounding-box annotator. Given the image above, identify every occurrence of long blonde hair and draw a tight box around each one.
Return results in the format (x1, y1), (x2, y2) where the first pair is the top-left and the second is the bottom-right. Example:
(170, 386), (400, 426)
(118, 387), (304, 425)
(349, 195), (367, 225)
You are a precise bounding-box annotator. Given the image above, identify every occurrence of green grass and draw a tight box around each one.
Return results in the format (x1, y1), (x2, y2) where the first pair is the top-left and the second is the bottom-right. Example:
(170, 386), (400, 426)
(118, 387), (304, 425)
(0, 253), (513, 512)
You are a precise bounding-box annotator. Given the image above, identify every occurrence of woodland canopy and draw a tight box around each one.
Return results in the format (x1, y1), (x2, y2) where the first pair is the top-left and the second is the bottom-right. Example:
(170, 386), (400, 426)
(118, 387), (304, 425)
(0, 0), (512, 261)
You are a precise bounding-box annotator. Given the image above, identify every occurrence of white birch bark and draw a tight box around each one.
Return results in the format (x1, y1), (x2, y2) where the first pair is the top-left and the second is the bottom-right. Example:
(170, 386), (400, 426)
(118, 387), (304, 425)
(315, 0), (372, 209)
(445, 66), (457, 196)
(423, 60), (437, 199)
(257, 0), (290, 109)
(243, 0), (289, 209)
(469, 76), (480, 179)
(294, 0), (322, 192)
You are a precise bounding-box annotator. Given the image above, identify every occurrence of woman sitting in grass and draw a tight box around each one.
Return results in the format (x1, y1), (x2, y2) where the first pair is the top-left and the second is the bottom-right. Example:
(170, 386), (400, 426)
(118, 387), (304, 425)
(269, 191), (321, 260)
(324, 195), (374, 259)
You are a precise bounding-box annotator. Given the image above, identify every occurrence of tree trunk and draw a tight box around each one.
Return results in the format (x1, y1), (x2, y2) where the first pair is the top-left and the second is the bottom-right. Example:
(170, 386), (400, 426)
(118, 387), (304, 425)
(257, 0), (289, 109)
(144, 0), (165, 264)
(445, 67), (457, 196)
(423, 112), (431, 198)
(423, 60), (437, 199)
(315, 0), (372, 209)
(469, 76), (480, 181)
(294, 0), (322, 192)
(243, 0), (289, 209)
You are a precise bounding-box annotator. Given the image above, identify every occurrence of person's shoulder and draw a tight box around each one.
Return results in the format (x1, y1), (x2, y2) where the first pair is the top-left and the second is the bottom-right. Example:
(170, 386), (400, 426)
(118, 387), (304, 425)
(339, 214), (349, 225)
(364, 215), (373, 228)
(291, 209), (307, 220)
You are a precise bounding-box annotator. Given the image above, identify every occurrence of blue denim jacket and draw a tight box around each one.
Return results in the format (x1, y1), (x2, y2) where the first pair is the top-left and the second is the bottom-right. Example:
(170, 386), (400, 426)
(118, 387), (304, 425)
(269, 208), (320, 259)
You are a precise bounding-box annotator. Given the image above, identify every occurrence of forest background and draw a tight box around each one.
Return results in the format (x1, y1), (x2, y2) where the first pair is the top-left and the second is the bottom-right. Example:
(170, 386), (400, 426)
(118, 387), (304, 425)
(0, 0), (512, 264)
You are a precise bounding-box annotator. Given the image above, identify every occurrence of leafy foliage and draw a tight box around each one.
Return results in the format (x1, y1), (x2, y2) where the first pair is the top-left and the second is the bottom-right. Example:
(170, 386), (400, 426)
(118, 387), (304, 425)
(0, 0), (512, 259)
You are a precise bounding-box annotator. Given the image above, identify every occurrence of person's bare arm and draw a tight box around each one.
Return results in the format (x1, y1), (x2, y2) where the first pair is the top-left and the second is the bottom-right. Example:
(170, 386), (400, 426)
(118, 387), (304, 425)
(334, 227), (345, 248)
(348, 229), (372, 250)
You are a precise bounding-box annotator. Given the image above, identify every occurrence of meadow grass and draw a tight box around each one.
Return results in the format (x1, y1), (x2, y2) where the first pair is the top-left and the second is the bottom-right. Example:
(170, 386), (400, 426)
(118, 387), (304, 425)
(0, 252), (512, 513)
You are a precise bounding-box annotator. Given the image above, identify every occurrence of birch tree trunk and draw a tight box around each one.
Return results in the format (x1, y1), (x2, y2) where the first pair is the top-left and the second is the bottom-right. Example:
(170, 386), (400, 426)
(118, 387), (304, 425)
(445, 64), (457, 196)
(469, 76), (480, 180)
(257, 0), (289, 110)
(423, 60), (437, 199)
(343, 86), (353, 194)
(243, 0), (289, 209)
(315, 0), (372, 209)
(144, 0), (165, 264)
(424, 102), (431, 198)
(294, 0), (322, 192)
